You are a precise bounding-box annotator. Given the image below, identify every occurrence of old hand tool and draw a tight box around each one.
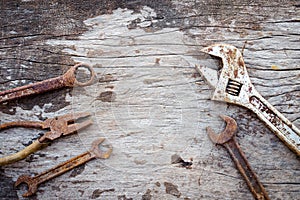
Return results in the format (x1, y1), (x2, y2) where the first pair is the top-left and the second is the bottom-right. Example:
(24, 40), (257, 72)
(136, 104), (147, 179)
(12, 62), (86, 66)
(0, 63), (96, 103)
(15, 138), (112, 197)
(0, 112), (92, 166)
(197, 44), (300, 156)
(207, 115), (270, 200)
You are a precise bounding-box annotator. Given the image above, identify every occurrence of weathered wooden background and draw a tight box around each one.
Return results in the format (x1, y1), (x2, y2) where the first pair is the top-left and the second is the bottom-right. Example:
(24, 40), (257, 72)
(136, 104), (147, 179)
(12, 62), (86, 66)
(0, 0), (299, 199)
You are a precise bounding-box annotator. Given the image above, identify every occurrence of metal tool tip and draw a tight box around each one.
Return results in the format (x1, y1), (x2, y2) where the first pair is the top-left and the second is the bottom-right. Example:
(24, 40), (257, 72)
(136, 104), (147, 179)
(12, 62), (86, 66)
(206, 126), (220, 144)
(91, 138), (113, 159)
(15, 175), (29, 187)
(200, 46), (213, 53)
(219, 115), (237, 130)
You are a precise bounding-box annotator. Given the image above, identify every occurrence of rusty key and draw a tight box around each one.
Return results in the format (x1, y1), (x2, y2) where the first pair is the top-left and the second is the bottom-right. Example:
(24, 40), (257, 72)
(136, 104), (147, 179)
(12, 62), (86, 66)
(0, 63), (96, 103)
(207, 115), (270, 200)
(15, 138), (112, 197)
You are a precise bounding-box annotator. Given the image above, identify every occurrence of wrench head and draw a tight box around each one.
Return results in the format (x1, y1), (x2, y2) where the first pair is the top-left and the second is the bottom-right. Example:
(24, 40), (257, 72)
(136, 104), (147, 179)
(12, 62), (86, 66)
(90, 138), (113, 159)
(199, 44), (255, 106)
(63, 63), (97, 87)
(207, 115), (237, 144)
(15, 175), (38, 197)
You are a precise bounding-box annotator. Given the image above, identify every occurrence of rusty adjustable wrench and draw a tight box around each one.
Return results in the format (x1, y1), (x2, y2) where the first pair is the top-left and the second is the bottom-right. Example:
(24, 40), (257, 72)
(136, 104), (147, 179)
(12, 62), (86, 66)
(15, 137), (112, 197)
(197, 44), (300, 156)
(207, 115), (270, 200)
(0, 63), (96, 103)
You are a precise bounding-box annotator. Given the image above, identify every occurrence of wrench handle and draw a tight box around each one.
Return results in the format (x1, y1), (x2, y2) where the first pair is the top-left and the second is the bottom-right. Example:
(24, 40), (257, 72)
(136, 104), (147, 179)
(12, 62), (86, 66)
(33, 151), (94, 186)
(0, 64), (95, 103)
(15, 151), (94, 197)
(224, 139), (270, 200)
(0, 75), (67, 103)
(249, 95), (300, 156)
(16, 137), (110, 197)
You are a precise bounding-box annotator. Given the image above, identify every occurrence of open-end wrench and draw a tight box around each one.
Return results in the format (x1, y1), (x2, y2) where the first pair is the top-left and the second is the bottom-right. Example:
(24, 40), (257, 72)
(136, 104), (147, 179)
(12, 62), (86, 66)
(197, 44), (300, 156)
(15, 138), (112, 197)
(0, 63), (96, 103)
(207, 115), (270, 200)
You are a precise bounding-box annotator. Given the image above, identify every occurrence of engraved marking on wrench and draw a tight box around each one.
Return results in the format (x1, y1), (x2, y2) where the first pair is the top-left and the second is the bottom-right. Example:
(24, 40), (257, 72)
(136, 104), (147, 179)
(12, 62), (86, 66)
(250, 96), (297, 145)
(15, 138), (112, 197)
(226, 78), (243, 96)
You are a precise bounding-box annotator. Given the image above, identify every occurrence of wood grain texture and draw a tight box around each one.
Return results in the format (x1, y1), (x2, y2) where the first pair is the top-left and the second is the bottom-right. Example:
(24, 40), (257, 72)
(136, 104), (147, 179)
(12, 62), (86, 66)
(0, 1), (299, 199)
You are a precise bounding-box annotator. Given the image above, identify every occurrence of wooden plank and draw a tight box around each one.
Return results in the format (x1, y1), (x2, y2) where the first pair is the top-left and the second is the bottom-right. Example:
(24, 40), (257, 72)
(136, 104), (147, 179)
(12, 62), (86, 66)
(0, 1), (299, 199)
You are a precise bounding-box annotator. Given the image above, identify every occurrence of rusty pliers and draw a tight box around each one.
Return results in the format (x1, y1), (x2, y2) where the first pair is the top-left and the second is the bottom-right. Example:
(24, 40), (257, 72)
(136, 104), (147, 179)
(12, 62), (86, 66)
(0, 112), (92, 166)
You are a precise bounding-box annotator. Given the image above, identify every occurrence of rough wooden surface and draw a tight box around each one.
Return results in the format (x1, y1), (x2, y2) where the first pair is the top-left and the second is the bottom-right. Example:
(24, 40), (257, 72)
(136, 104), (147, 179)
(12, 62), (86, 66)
(0, 1), (299, 199)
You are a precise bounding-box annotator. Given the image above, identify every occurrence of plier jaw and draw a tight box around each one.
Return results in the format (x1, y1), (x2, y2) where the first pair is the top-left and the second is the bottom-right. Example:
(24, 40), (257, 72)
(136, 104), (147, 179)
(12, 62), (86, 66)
(195, 45), (224, 97)
(39, 112), (93, 142)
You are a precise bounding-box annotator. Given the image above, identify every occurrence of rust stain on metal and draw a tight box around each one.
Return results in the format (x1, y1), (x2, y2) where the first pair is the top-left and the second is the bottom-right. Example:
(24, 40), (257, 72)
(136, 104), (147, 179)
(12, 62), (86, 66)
(238, 56), (244, 68)
(207, 115), (270, 200)
(38, 112), (93, 142)
(15, 138), (112, 197)
(0, 112), (92, 166)
(234, 69), (238, 78)
(0, 64), (96, 103)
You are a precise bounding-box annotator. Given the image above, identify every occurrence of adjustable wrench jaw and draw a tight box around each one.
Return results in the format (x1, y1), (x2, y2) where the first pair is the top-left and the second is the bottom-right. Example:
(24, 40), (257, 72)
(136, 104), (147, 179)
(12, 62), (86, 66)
(200, 43), (258, 107)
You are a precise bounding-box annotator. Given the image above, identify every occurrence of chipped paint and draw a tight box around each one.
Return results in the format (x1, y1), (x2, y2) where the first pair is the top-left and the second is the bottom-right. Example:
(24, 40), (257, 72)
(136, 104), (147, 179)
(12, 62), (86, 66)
(271, 65), (280, 70)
